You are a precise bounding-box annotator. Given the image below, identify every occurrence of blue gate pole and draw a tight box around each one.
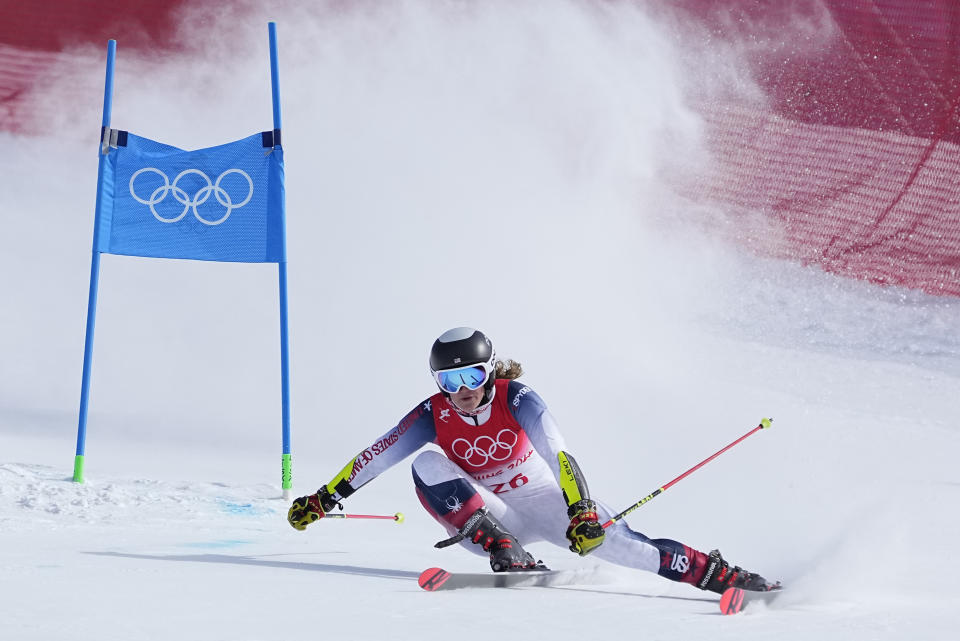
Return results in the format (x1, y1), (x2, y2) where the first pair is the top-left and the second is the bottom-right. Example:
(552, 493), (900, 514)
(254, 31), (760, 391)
(269, 22), (293, 498)
(74, 39), (117, 483)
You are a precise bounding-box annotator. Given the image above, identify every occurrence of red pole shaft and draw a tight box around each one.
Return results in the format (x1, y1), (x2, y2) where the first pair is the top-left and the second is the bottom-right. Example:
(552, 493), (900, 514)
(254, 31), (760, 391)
(601, 418), (772, 529)
(660, 424), (765, 492)
(325, 512), (404, 521)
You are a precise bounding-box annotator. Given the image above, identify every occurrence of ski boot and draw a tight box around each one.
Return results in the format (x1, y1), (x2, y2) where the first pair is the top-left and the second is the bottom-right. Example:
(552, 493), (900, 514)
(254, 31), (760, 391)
(697, 549), (780, 593)
(435, 507), (545, 572)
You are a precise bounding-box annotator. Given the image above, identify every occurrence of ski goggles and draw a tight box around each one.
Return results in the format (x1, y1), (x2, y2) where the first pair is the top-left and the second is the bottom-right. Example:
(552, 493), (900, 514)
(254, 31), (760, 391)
(433, 362), (493, 394)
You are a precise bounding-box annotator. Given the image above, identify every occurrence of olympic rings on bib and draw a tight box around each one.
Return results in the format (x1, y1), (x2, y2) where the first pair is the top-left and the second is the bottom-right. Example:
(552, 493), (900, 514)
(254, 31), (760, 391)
(451, 429), (518, 467)
(129, 167), (254, 226)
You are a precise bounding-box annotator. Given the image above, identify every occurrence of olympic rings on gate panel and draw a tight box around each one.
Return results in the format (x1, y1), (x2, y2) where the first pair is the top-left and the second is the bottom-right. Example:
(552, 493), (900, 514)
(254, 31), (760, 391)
(451, 430), (519, 467)
(128, 167), (254, 226)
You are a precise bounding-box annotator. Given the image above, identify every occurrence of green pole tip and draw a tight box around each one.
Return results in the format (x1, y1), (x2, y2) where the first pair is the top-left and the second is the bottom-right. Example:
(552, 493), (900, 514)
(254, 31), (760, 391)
(281, 453), (292, 490)
(760, 418), (773, 429)
(72, 455), (85, 483)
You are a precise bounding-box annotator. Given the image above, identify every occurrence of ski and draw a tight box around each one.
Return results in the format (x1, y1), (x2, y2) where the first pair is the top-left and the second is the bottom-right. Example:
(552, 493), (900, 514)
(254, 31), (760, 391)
(719, 586), (784, 615)
(418, 567), (580, 592)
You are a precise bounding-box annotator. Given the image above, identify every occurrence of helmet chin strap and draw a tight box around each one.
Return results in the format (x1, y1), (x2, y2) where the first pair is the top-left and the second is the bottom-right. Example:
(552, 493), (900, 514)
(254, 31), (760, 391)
(443, 384), (496, 418)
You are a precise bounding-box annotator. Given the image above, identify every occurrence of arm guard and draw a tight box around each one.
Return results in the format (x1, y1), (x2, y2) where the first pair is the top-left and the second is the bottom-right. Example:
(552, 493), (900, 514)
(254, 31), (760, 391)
(324, 455), (361, 501)
(557, 450), (591, 512)
(559, 451), (604, 556)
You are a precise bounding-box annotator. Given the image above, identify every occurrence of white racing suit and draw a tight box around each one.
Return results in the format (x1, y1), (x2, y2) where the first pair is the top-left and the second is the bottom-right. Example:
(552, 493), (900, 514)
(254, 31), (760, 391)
(322, 378), (713, 586)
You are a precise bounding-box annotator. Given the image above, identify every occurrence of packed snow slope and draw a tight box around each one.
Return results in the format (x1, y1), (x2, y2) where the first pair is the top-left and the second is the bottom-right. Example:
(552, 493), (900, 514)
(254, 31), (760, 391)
(1, 3), (959, 640)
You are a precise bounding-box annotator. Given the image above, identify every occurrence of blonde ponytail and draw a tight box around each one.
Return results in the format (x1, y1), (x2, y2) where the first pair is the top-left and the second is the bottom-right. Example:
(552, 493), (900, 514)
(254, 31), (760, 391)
(494, 359), (524, 380)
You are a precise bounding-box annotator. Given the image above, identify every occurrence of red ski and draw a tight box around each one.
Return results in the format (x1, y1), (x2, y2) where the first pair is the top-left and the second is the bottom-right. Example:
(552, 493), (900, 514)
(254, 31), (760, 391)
(719, 586), (784, 615)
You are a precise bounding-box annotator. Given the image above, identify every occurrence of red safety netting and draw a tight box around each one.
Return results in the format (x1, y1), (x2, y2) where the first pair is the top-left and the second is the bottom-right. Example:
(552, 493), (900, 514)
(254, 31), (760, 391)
(0, 0), (186, 133)
(2, 1), (958, 295)
(675, 0), (960, 296)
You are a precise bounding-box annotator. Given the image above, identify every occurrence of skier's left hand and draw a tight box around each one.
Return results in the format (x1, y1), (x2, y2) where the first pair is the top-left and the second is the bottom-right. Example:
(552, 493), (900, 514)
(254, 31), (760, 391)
(566, 499), (605, 556)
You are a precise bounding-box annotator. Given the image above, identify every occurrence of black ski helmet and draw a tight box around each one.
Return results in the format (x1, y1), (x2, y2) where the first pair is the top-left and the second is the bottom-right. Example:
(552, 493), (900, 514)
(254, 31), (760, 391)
(429, 327), (497, 396)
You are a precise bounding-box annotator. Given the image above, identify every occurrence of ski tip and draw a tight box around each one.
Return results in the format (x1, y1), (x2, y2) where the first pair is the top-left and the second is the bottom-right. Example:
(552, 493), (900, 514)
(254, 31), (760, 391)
(719, 585), (783, 615)
(418, 567), (451, 591)
(719, 587), (747, 615)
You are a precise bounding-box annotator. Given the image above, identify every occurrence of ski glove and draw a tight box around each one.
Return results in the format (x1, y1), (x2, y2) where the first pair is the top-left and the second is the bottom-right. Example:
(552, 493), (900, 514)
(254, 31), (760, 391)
(287, 487), (340, 531)
(565, 499), (605, 556)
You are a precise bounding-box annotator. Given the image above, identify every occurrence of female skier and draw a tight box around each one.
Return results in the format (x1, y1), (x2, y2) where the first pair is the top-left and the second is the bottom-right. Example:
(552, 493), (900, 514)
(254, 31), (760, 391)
(288, 327), (776, 593)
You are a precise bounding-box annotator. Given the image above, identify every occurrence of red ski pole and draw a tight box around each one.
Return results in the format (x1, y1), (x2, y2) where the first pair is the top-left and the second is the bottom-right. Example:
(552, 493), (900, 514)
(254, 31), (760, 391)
(325, 512), (405, 523)
(601, 418), (773, 529)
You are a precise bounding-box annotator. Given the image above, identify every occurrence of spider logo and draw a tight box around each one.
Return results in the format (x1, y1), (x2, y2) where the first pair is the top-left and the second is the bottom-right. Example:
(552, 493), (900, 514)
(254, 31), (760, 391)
(445, 495), (463, 513)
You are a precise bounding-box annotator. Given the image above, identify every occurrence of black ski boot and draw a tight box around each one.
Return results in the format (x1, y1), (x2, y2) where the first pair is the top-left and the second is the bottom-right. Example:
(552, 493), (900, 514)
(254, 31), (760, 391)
(697, 549), (780, 593)
(435, 508), (545, 572)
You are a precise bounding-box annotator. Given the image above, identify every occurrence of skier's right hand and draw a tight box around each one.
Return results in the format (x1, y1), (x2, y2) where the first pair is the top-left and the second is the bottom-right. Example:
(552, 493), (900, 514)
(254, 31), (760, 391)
(287, 487), (339, 531)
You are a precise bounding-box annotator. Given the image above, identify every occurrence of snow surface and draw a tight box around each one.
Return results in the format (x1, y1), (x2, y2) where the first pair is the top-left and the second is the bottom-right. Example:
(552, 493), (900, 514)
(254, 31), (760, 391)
(2, 3), (959, 640)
